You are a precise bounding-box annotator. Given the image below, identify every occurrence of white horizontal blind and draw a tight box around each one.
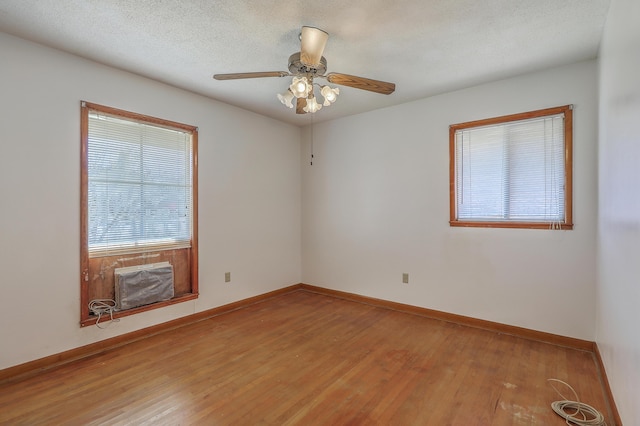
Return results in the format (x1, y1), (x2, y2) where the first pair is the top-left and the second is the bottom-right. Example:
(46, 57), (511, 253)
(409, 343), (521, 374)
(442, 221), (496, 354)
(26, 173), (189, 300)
(455, 113), (565, 223)
(87, 112), (193, 256)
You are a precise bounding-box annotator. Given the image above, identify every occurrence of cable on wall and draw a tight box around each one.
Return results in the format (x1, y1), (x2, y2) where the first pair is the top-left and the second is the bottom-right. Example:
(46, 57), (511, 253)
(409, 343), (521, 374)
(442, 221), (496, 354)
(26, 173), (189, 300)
(88, 299), (120, 329)
(547, 379), (607, 426)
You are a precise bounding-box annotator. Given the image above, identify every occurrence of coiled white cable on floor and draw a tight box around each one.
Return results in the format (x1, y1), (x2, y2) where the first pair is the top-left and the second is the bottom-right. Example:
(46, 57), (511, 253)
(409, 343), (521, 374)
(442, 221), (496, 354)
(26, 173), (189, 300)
(548, 379), (607, 426)
(88, 299), (120, 329)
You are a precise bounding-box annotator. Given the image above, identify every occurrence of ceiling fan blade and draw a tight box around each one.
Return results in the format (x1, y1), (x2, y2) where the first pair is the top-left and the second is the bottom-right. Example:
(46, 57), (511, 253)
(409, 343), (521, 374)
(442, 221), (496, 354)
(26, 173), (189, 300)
(325, 73), (396, 95)
(213, 71), (289, 80)
(296, 97), (307, 114)
(300, 26), (328, 67)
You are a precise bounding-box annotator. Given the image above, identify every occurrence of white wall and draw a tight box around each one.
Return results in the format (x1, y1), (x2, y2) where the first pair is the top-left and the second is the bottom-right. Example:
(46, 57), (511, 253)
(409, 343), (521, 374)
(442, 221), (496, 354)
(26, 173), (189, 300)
(0, 27), (607, 379)
(597, 0), (640, 423)
(302, 60), (598, 340)
(0, 33), (301, 370)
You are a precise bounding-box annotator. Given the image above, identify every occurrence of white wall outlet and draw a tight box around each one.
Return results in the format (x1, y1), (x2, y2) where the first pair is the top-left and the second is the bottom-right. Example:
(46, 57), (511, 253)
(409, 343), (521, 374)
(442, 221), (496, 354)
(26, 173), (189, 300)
(225, 272), (231, 283)
(402, 273), (409, 284)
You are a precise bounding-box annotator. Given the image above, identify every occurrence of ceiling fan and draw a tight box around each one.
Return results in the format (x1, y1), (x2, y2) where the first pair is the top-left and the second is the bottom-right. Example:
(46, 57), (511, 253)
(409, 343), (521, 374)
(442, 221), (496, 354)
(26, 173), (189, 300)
(213, 26), (396, 114)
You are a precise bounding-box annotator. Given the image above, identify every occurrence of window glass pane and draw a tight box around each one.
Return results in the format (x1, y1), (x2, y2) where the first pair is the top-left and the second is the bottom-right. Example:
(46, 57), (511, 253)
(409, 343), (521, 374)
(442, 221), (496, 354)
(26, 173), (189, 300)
(87, 113), (192, 255)
(453, 113), (566, 224)
(456, 126), (507, 219)
(507, 116), (564, 220)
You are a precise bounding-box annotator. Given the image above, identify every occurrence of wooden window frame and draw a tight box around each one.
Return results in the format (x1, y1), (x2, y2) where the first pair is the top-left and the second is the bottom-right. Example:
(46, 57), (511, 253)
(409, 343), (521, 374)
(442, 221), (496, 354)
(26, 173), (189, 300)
(80, 102), (199, 326)
(449, 105), (573, 230)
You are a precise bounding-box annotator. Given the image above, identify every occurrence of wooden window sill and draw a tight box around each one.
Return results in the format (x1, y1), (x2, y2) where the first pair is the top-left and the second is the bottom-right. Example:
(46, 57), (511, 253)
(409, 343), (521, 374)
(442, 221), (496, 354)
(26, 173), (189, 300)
(81, 293), (198, 327)
(450, 221), (573, 230)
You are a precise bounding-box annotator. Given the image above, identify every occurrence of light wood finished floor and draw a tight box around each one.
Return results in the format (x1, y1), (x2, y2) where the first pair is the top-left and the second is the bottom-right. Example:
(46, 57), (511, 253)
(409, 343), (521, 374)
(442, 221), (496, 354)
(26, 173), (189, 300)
(0, 290), (612, 425)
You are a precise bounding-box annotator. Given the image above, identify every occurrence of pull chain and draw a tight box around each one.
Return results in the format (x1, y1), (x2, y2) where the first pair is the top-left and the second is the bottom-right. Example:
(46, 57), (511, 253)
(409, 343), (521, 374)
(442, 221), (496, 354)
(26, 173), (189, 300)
(310, 113), (314, 166)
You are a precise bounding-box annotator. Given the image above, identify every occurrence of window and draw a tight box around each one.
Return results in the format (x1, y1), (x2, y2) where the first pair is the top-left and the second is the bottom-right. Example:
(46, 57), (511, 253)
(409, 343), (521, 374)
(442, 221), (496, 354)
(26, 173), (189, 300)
(80, 102), (198, 326)
(449, 105), (573, 229)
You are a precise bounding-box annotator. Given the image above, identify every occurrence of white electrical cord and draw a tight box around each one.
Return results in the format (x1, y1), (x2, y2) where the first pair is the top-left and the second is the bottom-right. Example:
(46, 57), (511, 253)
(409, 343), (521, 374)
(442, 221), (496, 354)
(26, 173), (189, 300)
(548, 379), (607, 426)
(88, 299), (120, 329)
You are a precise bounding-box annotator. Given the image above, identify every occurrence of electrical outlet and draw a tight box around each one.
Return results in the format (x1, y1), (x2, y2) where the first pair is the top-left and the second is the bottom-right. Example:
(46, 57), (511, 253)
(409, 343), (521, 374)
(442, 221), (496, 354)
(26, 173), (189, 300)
(225, 272), (231, 283)
(402, 273), (409, 284)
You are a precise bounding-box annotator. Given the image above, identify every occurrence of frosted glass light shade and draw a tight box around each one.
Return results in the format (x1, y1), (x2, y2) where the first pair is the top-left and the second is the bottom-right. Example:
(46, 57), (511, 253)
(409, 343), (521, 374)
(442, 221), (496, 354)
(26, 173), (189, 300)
(320, 85), (339, 106)
(300, 26), (329, 67)
(290, 76), (310, 98)
(277, 89), (294, 108)
(303, 96), (322, 113)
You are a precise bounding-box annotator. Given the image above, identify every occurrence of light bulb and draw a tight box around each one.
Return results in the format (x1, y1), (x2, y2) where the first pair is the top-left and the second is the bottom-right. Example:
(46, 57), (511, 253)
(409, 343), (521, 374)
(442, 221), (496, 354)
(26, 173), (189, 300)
(289, 76), (310, 98)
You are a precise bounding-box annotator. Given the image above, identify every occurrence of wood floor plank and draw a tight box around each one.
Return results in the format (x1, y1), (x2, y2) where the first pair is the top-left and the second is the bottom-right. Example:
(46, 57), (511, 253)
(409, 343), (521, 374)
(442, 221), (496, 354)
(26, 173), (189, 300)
(0, 290), (613, 425)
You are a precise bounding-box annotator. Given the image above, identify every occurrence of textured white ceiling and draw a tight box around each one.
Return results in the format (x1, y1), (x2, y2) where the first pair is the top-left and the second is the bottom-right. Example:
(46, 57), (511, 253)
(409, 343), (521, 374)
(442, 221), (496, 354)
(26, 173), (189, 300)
(0, 0), (610, 126)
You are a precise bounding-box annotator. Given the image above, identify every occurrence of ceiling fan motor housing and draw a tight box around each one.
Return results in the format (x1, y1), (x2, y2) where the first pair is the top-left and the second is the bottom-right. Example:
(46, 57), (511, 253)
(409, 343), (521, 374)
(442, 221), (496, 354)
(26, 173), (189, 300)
(288, 52), (327, 76)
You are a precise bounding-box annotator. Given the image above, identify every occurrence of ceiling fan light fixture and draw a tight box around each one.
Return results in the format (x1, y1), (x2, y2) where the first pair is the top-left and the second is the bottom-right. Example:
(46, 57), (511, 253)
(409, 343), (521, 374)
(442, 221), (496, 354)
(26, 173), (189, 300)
(277, 89), (295, 108)
(320, 85), (340, 106)
(303, 95), (322, 113)
(290, 76), (310, 98)
(214, 26), (396, 116)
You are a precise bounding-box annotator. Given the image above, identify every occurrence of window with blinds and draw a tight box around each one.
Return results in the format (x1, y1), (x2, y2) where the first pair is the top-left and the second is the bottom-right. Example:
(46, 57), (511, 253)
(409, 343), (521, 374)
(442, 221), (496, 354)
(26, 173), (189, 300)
(449, 105), (573, 229)
(87, 112), (193, 256)
(80, 102), (199, 325)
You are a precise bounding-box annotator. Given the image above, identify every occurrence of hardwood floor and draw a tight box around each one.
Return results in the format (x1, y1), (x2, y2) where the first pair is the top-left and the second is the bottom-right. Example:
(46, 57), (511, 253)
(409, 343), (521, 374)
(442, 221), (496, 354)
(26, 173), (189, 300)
(0, 290), (612, 425)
